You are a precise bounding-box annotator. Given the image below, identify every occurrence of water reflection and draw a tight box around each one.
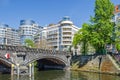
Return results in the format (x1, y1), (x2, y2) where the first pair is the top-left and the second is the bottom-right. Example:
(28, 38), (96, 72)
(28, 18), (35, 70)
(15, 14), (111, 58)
(34, 70), (70, 80)
(71, 71), (120, 80)
(10, 70), (70, 80)
(0, 70), (120, 80)
(10, 75), (34, 80)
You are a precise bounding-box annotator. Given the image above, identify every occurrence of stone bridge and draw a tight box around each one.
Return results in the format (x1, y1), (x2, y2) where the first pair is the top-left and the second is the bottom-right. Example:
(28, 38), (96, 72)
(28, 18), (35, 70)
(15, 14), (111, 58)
(0, 45), (71, 76)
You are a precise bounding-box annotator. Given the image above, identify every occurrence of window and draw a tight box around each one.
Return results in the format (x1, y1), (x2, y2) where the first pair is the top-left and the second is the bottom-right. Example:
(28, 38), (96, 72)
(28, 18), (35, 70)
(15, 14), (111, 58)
(118, 5), (120, 10)
(118, 13), (120, 17)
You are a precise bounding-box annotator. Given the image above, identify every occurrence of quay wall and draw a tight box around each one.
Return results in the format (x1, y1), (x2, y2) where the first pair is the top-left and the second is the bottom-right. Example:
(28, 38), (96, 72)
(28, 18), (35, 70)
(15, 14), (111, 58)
(71, 55), (120, 75)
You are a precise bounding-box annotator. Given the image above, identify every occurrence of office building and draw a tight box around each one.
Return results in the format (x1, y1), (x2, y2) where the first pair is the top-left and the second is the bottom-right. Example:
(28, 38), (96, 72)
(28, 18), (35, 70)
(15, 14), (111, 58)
(0, 24), (20, 45)
(19, 20), (41, 45)
(35, 16), (79, 53)
(34, 27), (48, 49)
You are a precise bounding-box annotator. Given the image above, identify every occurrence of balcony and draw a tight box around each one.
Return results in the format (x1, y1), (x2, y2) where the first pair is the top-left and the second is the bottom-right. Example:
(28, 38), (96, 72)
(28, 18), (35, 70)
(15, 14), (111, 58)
(62, 34), (71, 37)
(62, 28), (72, 33)
(47, 36), (58, 40)
(48, 43), (58, 46)
(61, 41), (71, 45)
(62, 38), (72, 41)
(47, 40), (58, 43)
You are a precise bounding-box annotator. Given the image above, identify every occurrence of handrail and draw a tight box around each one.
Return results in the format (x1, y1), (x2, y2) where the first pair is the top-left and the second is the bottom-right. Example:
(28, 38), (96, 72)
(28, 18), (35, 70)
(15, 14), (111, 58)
(111, 54), (120, 65)
(0, 44), (71, 55)
(107, 54), (120, 70)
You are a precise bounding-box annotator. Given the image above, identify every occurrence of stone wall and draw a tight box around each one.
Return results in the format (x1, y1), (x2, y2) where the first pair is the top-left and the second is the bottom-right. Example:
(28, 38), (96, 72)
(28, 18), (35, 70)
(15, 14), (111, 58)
(71, 55), (120, 75)
(100, 55), (119, 74)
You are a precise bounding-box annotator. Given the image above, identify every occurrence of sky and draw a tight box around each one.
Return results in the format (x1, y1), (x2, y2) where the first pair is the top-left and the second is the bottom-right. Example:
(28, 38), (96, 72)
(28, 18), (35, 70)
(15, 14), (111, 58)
(0, 0), (120, 29)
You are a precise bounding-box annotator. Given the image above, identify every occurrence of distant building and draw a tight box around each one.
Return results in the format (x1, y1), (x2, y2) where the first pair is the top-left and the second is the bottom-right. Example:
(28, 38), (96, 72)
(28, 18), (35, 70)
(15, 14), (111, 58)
(113, 4), (120, 23)
(19, 20), (42, 45)
(110, 5), (120, 53)
(0, 24), (20, 45)
(47, 16), (79, 51)
(35, 16), (80, 54)
(34, 27), (48, 49)
(0, 17), (80, 54)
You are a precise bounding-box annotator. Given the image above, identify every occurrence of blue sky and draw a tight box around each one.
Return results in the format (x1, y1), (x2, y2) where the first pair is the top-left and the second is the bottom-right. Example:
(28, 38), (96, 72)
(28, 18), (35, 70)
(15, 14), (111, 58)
(0, 0), (120, 29)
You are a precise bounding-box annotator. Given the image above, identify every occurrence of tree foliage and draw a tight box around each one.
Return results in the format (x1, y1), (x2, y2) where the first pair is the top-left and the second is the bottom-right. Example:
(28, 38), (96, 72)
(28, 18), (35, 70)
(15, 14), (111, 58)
(73, 0), (114, 55)
(73, 23), (92, 55)
(24, 39), (35, 48)
(115, 21), (120, 51)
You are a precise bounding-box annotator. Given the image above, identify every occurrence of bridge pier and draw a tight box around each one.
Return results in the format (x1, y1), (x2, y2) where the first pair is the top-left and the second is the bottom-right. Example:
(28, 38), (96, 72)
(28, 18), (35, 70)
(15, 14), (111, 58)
(32, 63), (34, 76)
(16, 64), (20, 77)
(11, 64), (14, 76)
(29, 63), (32, 77)
(10, 63), (34, 77)
(29, 63), (34, 77)
(0, 44), (71, 77)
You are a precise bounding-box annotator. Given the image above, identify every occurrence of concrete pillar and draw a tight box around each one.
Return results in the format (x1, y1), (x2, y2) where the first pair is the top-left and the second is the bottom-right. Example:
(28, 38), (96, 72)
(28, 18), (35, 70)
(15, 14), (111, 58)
(11, 75), (14, 80)
(16, 64), (20, 77)
(29, 63), (32, 77)
(11, 64), (14, 76)
(32, 63), (34, 76)
(73, 49), (75, 55)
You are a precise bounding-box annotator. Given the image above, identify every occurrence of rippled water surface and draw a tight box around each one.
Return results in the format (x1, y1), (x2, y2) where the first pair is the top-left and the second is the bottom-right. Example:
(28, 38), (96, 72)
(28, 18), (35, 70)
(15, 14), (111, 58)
(0, 70), (120, 80)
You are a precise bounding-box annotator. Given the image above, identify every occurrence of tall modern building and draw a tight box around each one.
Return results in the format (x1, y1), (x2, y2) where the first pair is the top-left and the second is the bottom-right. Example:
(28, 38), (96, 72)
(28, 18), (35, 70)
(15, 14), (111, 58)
(47, 16), (79, 51)
(19, 20), (42, 45)
(34, 27), (48, 49)
(0, 24), (20, 45)
(35, 16), (79, 53)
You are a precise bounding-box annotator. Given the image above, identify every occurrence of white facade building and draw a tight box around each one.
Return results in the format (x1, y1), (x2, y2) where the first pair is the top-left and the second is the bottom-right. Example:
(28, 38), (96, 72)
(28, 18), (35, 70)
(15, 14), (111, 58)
(34, 27), (48, 49)
(19, 20), (42, 45)
(0, 24), (20, 45)
(47, 17), (79, 51)
(35, 16), (80, 54)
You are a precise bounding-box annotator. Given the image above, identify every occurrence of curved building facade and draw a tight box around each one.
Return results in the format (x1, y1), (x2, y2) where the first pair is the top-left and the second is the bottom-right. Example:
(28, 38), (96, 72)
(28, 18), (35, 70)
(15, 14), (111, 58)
(46, 16), (79, 52)
(19, 20), (41, 45)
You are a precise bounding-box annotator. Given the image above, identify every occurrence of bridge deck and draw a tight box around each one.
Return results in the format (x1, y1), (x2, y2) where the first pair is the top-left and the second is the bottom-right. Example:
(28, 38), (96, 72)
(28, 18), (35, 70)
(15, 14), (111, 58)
(0, 45), (71, 55)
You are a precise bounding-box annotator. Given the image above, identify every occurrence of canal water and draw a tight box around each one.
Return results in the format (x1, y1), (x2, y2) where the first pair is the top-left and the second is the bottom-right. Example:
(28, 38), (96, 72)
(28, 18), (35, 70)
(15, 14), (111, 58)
(0, 70), (120, 80)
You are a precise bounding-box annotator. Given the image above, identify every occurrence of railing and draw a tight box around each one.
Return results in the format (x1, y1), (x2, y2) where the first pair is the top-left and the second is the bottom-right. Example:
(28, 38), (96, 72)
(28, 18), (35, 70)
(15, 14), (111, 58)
(110, 53), (120, 66)
(107, 53), (120, 70)
(0, 44), (71, 55)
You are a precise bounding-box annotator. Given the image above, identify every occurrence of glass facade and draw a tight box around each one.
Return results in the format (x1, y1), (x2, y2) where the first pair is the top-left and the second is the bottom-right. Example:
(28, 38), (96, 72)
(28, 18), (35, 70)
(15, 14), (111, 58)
(19, 20), (41, 45)
(20, 20), (35, 25)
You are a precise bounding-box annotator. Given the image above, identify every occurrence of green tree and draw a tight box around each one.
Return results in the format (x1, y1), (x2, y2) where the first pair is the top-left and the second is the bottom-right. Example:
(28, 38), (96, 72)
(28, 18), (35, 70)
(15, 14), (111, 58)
(90, 0), (114, 55)
(73, 23), (91, 55)
(73, 0), (114, 55)
(24, 39), (35, 48)
(115, 20), (120, 52)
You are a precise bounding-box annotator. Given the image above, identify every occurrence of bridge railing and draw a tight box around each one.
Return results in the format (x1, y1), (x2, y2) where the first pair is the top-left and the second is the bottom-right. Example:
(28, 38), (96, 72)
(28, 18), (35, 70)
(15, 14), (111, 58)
(0, 45), (71, 67)
(0, 44), (71, 55)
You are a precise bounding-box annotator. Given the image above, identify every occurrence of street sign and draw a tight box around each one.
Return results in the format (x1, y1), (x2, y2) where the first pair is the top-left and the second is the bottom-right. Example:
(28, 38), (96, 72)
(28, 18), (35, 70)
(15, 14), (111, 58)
(5, 53), (10, 59)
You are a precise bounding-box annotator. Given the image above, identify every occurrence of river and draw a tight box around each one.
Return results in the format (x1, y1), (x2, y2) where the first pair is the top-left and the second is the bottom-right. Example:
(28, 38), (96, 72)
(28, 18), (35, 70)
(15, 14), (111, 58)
(0, 70), (120, 80)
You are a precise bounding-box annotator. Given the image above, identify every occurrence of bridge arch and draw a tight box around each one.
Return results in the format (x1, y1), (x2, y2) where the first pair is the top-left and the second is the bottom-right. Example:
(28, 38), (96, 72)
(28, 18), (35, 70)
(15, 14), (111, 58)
(0, 57), (13, 67)
(25, 56), (68, 65)
(24, 56), (69, 69)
